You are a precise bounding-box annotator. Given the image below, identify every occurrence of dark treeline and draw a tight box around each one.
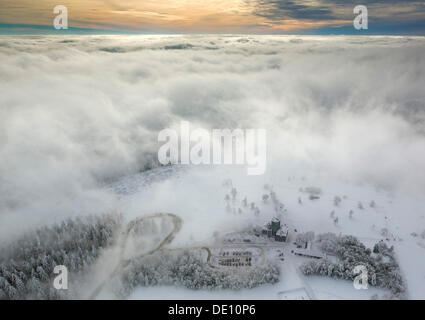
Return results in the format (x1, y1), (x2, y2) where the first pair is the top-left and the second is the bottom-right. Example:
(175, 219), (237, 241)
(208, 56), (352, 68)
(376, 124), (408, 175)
(0, 213), (122, 300)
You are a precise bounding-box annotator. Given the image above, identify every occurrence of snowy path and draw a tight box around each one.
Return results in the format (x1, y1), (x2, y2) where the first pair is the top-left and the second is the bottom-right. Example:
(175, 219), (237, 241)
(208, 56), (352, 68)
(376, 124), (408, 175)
(89, 213), (182, 299)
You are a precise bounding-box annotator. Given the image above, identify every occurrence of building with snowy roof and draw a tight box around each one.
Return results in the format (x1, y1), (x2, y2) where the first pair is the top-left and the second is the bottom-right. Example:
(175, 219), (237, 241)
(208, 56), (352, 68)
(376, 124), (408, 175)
(293, 248), (325, 259)
(275, 227), (288, 242)
(261, 217), (289, 242)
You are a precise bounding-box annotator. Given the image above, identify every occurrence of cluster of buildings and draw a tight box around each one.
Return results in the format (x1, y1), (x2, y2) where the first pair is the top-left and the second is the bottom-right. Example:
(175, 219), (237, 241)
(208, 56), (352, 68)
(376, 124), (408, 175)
(261, 217), (289, 242)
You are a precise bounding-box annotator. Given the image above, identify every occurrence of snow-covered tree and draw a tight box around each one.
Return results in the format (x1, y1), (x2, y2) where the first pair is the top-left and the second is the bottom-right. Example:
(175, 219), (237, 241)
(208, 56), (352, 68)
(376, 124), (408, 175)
(300, 233), (406, 299)
(295, 232), (314, 248)
(0, 213), (122, 300)
(115, 249), (280, 298)
(334, 196), (342, 206)
(254, 207), (260, 216)
(241, 197), (248, 207)
(231, 188), (237, 200)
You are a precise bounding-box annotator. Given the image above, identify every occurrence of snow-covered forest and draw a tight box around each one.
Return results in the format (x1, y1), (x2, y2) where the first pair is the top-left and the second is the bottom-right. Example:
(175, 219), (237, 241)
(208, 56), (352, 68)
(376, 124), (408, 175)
(114, 249), (280, 298)
(300, 233), (406, 299)
(0, 214), (122, 299)
(0, 212), (280, 300)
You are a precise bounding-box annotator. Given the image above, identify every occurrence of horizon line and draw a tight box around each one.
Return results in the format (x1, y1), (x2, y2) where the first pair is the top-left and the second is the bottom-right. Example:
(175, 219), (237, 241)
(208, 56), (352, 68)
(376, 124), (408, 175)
(1, 23), (425, 37)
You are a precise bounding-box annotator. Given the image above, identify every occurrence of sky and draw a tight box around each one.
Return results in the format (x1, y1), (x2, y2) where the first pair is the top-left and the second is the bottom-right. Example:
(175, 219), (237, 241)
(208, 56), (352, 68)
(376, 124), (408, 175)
(0, 0), (424, 35)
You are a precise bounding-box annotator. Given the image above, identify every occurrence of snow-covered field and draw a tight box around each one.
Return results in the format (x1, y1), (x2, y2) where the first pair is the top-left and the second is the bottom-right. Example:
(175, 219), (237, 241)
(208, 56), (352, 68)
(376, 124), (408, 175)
(105, 164), (425, 299)
(1, 35), (425, 299)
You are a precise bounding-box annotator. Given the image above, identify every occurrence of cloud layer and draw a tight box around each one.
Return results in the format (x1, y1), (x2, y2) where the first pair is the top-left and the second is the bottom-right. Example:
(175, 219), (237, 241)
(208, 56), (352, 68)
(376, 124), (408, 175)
(1, 35), (425, 238)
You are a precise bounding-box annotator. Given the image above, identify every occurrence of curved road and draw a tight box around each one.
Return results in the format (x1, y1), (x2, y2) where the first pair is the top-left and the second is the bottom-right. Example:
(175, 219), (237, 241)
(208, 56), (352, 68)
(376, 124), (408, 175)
(89, 213), (182, 300)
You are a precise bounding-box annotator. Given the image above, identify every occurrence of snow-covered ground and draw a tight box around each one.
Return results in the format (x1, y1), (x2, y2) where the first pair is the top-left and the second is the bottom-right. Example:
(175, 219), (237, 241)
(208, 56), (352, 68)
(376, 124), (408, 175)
(105, 164), (425, 300)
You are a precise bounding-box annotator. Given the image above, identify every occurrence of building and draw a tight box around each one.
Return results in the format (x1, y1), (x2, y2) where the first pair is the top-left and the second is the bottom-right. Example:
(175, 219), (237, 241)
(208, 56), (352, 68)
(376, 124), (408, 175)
(262, 217), (289, 242)
(275, 227), (288, 242)
(305, 186), (322, 200)
(262, 222), (271, 235)
(304, 186), (322, 196)
(271, 217), (281, 235)
(293, 248), (325, 259)
(295, 231), (315, 249)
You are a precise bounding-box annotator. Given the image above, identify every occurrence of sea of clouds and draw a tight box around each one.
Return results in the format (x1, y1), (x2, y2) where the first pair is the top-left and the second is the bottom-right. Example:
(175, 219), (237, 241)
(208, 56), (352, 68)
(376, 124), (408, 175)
(1, 35), (425, 239)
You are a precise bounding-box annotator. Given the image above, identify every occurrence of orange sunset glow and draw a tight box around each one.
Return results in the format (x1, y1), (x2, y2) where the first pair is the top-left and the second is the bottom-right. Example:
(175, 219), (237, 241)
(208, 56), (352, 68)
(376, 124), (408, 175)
(0, 0), (355, 33)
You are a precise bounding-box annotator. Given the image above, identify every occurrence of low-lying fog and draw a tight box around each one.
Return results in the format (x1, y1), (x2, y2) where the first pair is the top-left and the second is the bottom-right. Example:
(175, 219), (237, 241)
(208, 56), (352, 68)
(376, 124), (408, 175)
(1, 35), (425, 240)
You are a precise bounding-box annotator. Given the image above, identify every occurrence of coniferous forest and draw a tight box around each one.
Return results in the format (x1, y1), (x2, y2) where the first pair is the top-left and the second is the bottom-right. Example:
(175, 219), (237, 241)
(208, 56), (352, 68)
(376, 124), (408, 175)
(0, 213), (122, 299)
